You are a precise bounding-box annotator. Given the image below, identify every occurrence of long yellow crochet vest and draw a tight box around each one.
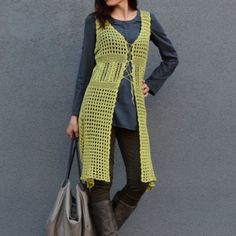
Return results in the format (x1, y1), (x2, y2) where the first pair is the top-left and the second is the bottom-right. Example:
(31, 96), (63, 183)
(78, 9), (157, 191)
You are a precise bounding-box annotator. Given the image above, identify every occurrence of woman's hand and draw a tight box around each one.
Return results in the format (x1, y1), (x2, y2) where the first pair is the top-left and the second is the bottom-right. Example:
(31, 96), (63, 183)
(66, 115), (79, 139)
(142, 80), (150, 97)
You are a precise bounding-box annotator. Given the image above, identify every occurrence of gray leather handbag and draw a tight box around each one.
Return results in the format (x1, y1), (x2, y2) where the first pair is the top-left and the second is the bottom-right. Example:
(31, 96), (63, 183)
(45, 134), (96, 236)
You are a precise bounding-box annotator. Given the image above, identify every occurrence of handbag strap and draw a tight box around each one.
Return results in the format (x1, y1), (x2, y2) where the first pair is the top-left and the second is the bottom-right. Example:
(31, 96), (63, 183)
(62, 133), (85, 188)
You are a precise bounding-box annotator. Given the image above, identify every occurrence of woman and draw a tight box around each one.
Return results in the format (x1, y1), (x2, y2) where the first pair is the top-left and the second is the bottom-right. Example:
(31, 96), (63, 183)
(67, 0), (179, 235)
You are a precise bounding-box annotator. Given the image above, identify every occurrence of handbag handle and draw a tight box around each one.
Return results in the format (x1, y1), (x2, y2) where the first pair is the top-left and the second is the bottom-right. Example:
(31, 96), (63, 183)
(62, 133), (86, 189)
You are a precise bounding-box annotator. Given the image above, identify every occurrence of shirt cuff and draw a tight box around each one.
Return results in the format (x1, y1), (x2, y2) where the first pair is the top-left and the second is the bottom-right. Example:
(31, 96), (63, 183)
(145, 77), (167, 96)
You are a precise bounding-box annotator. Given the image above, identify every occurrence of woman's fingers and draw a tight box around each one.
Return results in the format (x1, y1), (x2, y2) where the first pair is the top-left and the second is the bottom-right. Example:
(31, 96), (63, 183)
(66, 128), (73, 139)
(67, 129), (79, 139)
(141, 80), (149, 97)
(66, 120), (80, 139)
(74, 129), (79, 138)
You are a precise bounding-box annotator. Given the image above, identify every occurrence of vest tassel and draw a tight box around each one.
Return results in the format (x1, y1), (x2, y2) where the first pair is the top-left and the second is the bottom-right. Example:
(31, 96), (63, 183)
(124, 61), (135, 104)
(130, 78), (135, 105)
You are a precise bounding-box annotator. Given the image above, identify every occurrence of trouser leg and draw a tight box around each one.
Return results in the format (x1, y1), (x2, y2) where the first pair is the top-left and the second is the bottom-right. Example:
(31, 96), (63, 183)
(112, 125), (149, 229)
(115, 125), (148, 205)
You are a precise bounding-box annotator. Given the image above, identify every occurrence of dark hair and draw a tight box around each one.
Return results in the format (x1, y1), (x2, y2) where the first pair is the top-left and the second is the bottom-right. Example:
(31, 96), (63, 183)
(91, 0), (138, 29)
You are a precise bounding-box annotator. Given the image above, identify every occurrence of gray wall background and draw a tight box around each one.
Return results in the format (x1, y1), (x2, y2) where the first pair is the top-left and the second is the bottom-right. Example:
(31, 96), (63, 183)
(1, 0), (236, 235)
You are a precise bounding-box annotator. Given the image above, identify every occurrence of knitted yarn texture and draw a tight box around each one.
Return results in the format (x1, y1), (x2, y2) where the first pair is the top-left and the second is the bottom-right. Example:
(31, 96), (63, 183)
(78, 10), (158, 191)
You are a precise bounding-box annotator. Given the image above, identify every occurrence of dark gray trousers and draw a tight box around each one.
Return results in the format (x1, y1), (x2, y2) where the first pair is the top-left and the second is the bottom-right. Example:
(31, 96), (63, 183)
(87, 125), (149, 206)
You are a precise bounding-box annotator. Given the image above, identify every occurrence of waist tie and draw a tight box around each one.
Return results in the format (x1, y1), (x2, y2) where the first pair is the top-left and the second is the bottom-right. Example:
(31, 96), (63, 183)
(123, 42), (135, 105)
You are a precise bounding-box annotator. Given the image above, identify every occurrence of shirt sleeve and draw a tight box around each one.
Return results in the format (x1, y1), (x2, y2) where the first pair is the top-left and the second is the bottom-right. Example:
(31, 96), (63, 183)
(71, 13), (96, 116)
(145, 12), (179, 96)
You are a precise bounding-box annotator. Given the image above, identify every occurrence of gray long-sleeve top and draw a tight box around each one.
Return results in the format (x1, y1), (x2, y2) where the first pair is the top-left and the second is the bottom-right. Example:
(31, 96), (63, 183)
(71, 9), (179, 130)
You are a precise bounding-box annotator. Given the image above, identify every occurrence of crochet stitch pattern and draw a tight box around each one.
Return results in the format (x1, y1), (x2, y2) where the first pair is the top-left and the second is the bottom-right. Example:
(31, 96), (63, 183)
(78, 10), (157, 191)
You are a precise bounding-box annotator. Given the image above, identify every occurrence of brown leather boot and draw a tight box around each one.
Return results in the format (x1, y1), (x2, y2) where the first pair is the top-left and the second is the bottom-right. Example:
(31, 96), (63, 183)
(89, 199), (118, 236)
(111, 191), (137, 230)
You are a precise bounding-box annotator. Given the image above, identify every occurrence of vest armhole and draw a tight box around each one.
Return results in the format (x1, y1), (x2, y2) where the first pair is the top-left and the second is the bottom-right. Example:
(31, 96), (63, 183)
(148, 11), (151, 38)
(94, 17), (99, 56)
(145, 10), (151, 21)
(139, 10), (151, 39)
(95, 17), (100, 32)
(144, 10), (151, 21)
(144, 10), (151, 38)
